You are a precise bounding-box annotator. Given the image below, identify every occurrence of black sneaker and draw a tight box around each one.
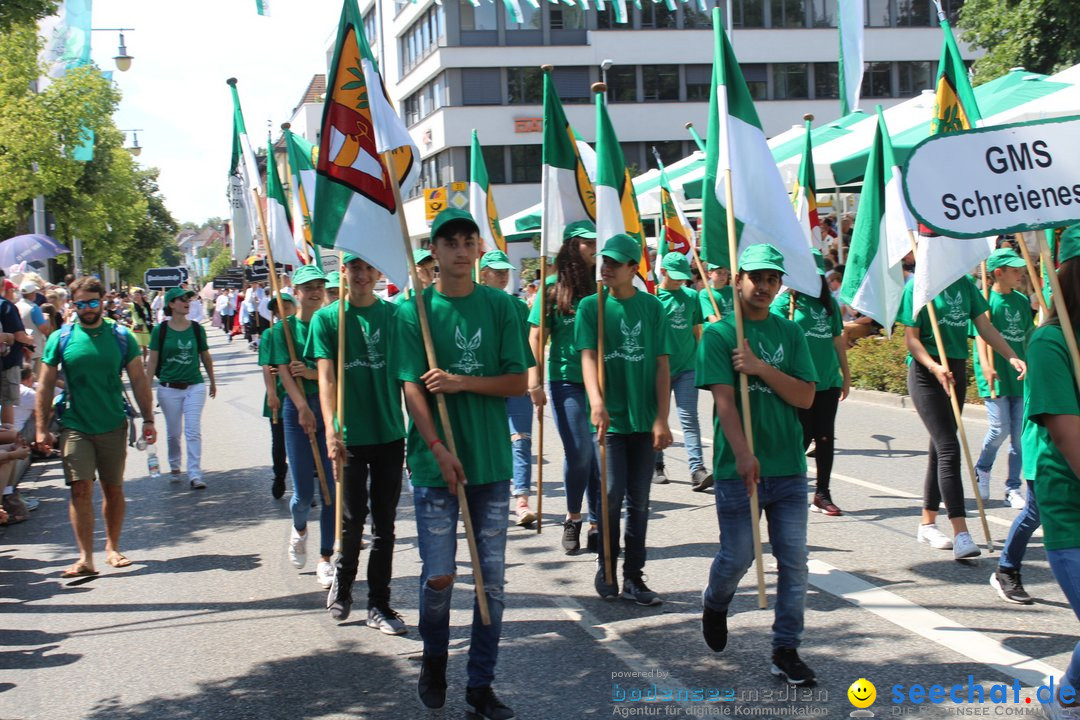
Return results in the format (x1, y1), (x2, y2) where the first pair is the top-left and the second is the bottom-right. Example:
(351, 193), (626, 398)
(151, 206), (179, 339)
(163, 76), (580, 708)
(702, 605), (728, 652)
(691, 469), (714, 492)
(561, 519), (582, 554)
(595, 560), (618, 600)
(417, 653), (448, 710)
(770, 648), (816, 686)
(652, 464), (669, 485)
(586, 526), (599, 554)
(271, 475), (286, 500)
(991, 568), (1034, 605)
(327, 574), (352, 621)
(621, 576), (662, 606)
(466, 685), (516, 720)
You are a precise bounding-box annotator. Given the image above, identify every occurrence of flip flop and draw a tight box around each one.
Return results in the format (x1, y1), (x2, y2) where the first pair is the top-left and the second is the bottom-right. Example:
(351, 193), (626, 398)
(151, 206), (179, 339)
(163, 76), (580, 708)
(61, 565), (99, 578)
(106, 553), (133, 568)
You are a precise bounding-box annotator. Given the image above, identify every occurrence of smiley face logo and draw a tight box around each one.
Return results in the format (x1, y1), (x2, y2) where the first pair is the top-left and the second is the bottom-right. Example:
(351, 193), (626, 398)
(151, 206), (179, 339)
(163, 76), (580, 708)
(848, 678), (876, 709)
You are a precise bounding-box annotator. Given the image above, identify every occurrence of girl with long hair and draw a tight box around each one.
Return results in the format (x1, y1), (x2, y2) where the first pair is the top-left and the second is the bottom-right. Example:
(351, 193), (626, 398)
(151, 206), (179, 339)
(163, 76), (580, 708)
(129, 288), (153, 364)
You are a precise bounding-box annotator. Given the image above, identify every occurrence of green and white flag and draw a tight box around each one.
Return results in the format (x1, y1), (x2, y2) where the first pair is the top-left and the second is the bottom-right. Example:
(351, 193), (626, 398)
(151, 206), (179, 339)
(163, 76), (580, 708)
(255, 0), (271, 16)
(502, 0), (525, 23)
(283, 127), (321, 268)
(700, 9), (818, 295)
(227, 79), (262, 261)
(838, 0), (864, 115)
(469, 130), (507, 253)
(839, 107), (912, 332)
(540, 69), (595, 257)
(265, 134), (298, 266)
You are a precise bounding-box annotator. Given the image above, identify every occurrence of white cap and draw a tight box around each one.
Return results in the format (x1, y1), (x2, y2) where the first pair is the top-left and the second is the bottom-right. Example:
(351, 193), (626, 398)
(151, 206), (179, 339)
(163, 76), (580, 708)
(19, 281), (40, 294)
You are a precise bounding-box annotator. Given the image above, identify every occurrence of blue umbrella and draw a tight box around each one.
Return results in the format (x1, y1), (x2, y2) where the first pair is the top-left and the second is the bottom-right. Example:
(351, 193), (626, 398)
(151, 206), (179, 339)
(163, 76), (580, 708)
(0, 234), (71, 269)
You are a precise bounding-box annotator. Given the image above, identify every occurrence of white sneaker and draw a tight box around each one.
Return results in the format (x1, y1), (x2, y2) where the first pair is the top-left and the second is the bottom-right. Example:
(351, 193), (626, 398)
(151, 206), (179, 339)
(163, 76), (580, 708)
(1005, 488), (1026, 509)
(975, 467), (991, 501)
(917, 523), (953, 549)
(289, 527), (307, 569)
(316, 560), (335, 589)
(953, 531), (981, 560)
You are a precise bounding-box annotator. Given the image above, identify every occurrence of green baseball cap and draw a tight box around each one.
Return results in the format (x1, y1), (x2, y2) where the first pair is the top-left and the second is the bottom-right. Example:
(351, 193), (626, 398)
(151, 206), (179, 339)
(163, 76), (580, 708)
(292, 264), (327, 286)
(739, 243), (786, 274)
(413, 247), (433, 265)
(986, 248), (1027, 272)
(1058, 225), (1080, 264)
(430, 208), (479, 244)
(660, 253), (692, 281)
(342, 252), (360, 265)
(480, 250), (515, 270)
(324, 271), (341, 290)
(164, 287), (195, 304)
(811, 248), (826, 276)
(267, 291), (296, 313)
(563, 220), (597, 241)
(707, 262), (728, 272)
(598, 234), (642, 264)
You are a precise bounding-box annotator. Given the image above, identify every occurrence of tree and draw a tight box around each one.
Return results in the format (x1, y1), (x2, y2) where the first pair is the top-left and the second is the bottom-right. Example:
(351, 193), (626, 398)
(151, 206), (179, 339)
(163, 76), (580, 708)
(0, 0), (58, 32)
(960, 0), (1080, 83)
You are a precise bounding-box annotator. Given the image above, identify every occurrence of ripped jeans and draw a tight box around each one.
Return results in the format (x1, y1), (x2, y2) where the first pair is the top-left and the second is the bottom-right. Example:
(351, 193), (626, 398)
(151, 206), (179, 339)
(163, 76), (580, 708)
(414, 480), (509, 689)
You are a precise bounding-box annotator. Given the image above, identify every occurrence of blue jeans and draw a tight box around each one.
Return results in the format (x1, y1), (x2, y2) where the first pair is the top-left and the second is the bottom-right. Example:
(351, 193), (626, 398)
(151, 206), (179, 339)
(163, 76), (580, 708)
(704, 476), (809, 650)
(283, 394), (335, 558)
(1046, 547), (1080, 692)
(600, 432), (655, 580)
(550, 381), (599, 523)
(999, 480), (1041, 571)
(656, 370), (705, 473)
(414, 480), (509, 689)
(507, 394), (533, 497)
(976, 396), (1023, 492)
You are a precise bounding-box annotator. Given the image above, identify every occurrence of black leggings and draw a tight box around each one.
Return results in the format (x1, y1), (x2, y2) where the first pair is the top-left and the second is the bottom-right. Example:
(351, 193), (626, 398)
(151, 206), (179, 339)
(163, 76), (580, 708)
(269, 417), (287, 481)
(799, 387), (841, 496)
(908, 358), (968, 519)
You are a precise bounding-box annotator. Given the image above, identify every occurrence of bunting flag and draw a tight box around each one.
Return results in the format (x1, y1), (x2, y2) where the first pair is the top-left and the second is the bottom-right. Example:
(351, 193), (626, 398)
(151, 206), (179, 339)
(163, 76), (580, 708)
(469, 130), (507, 253)
(38, 0), (95, 160)
(265, 134), (300, 266)
(931, 17), (981, 135)
(540, 68), (595, 257)
(839, 107), (913, 331)
(838, 0), (864, 116)
(312, 0), (420, 289)
(700, 9), (818, 295)
(255, 0), (271, 15)
(227, 79), (262, 261)
(657, 161), (694, 259)
(594, 90), (653, 291)
(791, 116), (823, 252)
(283, 127), (322, 267)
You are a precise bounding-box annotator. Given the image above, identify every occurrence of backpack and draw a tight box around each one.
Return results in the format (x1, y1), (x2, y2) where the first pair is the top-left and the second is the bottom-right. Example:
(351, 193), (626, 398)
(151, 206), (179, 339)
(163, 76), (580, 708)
(153, 321), (207, 379)
(53, 320), (134, 425)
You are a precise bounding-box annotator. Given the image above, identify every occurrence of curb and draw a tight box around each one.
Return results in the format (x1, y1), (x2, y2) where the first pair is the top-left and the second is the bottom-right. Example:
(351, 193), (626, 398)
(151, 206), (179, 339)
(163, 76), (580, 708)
(847, 388), (988, 420)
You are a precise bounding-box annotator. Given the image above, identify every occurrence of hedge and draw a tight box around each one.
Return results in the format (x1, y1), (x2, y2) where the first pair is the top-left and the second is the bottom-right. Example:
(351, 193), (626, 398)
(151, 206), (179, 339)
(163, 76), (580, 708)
(847, 330), (982, 405)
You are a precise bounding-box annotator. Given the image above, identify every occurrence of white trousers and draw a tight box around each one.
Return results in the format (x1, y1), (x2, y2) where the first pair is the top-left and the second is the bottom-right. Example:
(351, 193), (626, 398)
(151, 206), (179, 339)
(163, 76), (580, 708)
(157, 384), (206, 480)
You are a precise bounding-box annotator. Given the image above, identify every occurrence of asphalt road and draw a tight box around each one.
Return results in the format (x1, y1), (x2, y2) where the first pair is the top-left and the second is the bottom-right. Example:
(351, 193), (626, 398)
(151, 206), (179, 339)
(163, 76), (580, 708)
(1, 325), (1075, 720)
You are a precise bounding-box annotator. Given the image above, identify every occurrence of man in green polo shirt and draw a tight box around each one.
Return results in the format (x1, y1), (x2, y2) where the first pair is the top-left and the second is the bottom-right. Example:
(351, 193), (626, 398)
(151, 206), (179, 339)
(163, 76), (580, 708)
(696, 244), (818, 686)
(392, 208), (530, 719)
(307, 253), (408, 636)
(35, 275), (156, 578)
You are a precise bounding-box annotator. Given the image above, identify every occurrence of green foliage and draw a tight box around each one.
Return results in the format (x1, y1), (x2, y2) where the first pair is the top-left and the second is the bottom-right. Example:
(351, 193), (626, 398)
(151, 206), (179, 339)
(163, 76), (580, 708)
(847, 329), (982, 404)
(960, 0), (1080, 83)
(0, 0), (58, 32)
(208, 250), (233, 279)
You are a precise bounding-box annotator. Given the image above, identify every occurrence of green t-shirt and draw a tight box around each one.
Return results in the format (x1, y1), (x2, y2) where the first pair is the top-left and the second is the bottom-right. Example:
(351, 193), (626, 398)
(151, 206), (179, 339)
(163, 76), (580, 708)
(527, 277), (583, 384)
(150, 322), (207, 385)
(42, 319), (141, 435)
(657, 286), (703, 376)
(1027, 323), (1080, 551)
(899, 277), (989, 360)
(306, 298), (405, 446)
(268, 315), (319, 396)
(700, 286), (735, 323)
(392, 284), (532, 487)
(258, 323), (285, 419)
(695, 313), (817, 480)
(971, 289), (1031, 398)
(770, 291), (843, 390)
(574, 289), (672, 434)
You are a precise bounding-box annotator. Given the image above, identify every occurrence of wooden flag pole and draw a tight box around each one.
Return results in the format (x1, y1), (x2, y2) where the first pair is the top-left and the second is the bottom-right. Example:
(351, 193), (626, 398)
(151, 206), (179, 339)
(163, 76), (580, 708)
(1017, 233), (1050, 317)
(535, 255), (547, 534)
(382, 151), (490, 625)
(723, 169), (768, 610)
(254, 188), (331, 503)
(1037, 232), (1080, 394)
(334, 251), (347, 553)
(596, 280), (614, 586)
(907, 232), (993, 552)
(788, 291), (797, 321)
(979, 262), (997, 400)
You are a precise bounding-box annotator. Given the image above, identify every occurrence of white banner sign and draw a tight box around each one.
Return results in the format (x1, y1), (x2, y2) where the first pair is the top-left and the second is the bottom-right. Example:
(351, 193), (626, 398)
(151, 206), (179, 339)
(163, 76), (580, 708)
(903, 115), (1080, 239)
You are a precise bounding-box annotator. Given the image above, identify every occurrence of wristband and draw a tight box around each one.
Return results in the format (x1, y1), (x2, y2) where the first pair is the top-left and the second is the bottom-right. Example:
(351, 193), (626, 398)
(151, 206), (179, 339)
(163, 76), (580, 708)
(528, 385), (543, 392)
(428, 438), (443, 451)
(143, 420), (155, 424)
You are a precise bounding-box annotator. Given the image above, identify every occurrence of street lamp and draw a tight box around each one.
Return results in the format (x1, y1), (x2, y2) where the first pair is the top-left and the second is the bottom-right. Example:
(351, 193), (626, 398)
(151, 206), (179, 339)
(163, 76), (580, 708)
(91, 28), (135, 72)
(600, 58), (613, 86)
(121, 129), (143, 156)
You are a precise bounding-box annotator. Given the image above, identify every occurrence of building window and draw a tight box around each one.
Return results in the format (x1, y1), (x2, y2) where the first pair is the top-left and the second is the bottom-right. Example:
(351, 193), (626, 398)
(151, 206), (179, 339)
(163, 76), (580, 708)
(621, 142), (642, 174)
(461, 0), (497, 29)
(683, 2), (713, 28)
(363, 8), (379, 51)
(898, 60), (934, 96)
(814, 62), (839, 99)
(510, 145), (542, 183)
(507, 2), (541, 29)
(607, 65), (637, 103)
(770, 0), (806, 27)
(507, 66), (544, 104)
(897, 0), (932, 25)
(810, 0), (836, 26)
(597, 5), (634, 29)
(643, 64), (679, 101)
(400, 4), (445, 74)
(743, 63), (767, 100)
(482, 145), (507, 184)
(463, 68), (502, 105)
(685, 64), (711, 101)
(641, 3), (677, 28)
(866, 0), (890, 26)
(862, 61), (893, 97)
(652, 140), (684, 166)
(550, 5), (586, 29)
(733, 0), (765, 27)
(772, 63), (808, 99)
(553, 66), (591, 104)
(403, 74), (447, 126)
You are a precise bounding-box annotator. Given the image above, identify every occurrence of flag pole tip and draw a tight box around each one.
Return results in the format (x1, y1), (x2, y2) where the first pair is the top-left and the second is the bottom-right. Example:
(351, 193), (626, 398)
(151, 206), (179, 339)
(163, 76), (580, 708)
(684, 122), (694, 130)
(226, 77), (238, 86)
(281, 122), (291, 131)
(591, 82), (607, 94)
(803, 113), (814, 122)
(540, 64), (554, 73)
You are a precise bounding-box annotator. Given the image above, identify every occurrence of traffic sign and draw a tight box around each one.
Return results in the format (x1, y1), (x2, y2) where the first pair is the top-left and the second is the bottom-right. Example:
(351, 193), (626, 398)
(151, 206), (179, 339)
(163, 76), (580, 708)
(144, 267), (187, 290)
(425, 187), (447, 225)
(448, 181), (469, 211)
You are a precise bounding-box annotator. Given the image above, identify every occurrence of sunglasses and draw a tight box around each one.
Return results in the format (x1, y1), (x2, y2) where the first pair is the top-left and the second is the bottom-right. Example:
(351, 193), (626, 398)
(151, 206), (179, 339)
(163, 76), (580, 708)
(74, 299), (102, 310)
